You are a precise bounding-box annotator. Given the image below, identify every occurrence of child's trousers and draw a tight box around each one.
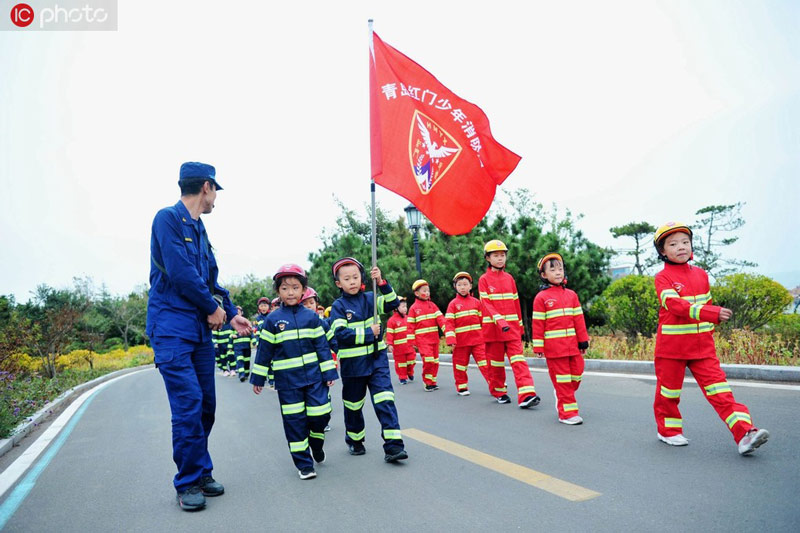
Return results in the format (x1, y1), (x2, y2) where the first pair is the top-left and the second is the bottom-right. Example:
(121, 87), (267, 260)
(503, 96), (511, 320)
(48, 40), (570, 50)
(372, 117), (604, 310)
(545, 355), (584, 419)
(418, 343), (440, 386)
(341, 365), (404, 453)
(654, 356), (754, 443)
(277, 381), (331, 471)
(452, 344), (490, 392)
(486, 339), (537, 404)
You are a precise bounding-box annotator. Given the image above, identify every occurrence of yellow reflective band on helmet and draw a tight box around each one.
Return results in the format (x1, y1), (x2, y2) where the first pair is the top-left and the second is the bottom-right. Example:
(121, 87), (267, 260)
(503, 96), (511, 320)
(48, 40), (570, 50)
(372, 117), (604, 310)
(373, 391), (395, 404)
(532, 339), (544, 348)
(518, 386), (536, 395)
(383, 429), (402, 440)
(704, 382), (732, 396)
(661, 323), (715, 335)
(289, 438), (309, 452)
(563, 402), (578, 412)
(725, 411), (752, 429)
(343, 396), (367, 411)
(251, 363), (269, 377)
(556, 374), (571, 383)
(664, 418), (682, 429)
(689, 304), (705, 321)
(319, 360), (336, 373)
(660, 386), (681, 399)
(544, 328), (577, 339)
(347, 430), (366, 441)
(281, 401), (305, 415)
(306, 402), (332, 417)
(509, 355), (526, 364)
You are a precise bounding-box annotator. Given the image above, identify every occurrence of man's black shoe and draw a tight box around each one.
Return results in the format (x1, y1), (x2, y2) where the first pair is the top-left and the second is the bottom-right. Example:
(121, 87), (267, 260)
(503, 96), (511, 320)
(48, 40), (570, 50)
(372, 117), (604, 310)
(519, 395), (541, 409)
(199, 475), (224, 496)
(176, 486), (206, 511)
(384, 448), (409, 463)
(348, 442), (366, 456)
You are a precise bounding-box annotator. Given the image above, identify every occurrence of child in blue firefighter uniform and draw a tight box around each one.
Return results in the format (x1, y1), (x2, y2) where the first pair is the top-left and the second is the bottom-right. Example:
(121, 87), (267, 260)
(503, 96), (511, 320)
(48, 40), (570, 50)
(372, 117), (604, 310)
(329, 257), (408, 463)
(251, 264), (338, 480)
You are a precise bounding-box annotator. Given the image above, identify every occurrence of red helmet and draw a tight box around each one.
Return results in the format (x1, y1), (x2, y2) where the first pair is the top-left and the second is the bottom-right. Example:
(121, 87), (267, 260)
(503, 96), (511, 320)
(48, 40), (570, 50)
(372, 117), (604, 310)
(332, 257), (365, 281)
(271, 298), (280, 306)
(257, 297), (270, 305)
(273, 264), (307, 292)
(301, 287), (318, 302)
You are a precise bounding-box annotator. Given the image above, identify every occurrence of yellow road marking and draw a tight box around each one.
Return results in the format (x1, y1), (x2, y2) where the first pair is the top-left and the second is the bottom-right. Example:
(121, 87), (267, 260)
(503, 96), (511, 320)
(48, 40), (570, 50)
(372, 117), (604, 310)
(403, 428), (601, 502)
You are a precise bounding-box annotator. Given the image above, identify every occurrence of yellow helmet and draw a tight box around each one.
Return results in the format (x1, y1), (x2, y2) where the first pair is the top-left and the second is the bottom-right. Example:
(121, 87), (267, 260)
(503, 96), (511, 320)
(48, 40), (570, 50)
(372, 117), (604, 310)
(483, 239), (508, 254)
(452, 271), (473, 284)
(323, 306), (331, 318)
(412, 279), (429, 292)
(537, 253), (564, 272)
(654, 222), (693, 261)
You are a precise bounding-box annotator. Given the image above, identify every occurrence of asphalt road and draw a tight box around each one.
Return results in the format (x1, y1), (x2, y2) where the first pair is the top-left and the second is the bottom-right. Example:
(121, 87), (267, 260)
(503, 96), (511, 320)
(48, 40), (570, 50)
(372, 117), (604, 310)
(1, 363), (798, 532)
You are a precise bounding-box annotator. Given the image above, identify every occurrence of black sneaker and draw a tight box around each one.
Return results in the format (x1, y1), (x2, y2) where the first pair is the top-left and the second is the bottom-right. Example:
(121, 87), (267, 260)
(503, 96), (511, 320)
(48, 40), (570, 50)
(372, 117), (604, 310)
(519, 395), (541, 409)
(400, 379), (408, 384)
(496, 394), (511, 404)
(349, 442), (366, 456)
(298, 468), (317, 480)
(176, 485), (206, 511)
(311, 447), (326, 464)
(433, 384), (440, 390)
(239, 376), (246, 382)
(384, 448), (409, 463)
(408, 375), (414, 382)
(199, 475), (224, 496)
(425, 385), (436, 392)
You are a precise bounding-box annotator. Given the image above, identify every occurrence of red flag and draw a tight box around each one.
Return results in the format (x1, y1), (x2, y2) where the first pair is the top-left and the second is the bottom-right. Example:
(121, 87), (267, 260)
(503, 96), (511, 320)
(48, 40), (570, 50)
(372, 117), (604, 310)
(370, 31), (521, 235)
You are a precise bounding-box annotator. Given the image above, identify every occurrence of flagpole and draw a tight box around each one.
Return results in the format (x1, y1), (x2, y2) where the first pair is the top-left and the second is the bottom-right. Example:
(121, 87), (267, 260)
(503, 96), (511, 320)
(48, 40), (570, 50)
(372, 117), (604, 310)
(369, 18), (378, 323)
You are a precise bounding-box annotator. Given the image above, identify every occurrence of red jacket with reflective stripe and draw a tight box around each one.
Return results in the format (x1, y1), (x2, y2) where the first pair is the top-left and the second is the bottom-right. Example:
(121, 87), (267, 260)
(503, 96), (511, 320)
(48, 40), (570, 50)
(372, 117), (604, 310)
(532, 285), (589, 358)
(479, 268), (523, 342)
(407, 299), (445, 346)
(655, 262), (722, 359)
(385, 312), (415, 355)
(444, 294), (484, 346)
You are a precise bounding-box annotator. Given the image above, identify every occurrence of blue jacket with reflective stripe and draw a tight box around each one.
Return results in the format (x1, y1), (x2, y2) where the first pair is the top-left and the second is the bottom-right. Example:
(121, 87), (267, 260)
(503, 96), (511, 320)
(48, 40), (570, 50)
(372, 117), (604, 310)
(146, 201), (236, 343)
(250, 304), (338, 390)
(330, 282), (399, 378)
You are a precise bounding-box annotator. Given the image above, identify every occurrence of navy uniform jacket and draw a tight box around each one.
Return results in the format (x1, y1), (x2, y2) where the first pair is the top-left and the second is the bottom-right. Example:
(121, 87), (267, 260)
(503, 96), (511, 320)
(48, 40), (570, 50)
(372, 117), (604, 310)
(146, 201), (237, 343)
(250, 304), (338, 390)
(330, 282), (399, 378)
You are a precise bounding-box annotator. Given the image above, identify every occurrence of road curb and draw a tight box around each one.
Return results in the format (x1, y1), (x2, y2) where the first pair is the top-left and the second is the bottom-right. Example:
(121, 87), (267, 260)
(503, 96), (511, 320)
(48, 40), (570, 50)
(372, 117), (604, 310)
(428, 353), (800, 383)
(0, 365), (153, 459)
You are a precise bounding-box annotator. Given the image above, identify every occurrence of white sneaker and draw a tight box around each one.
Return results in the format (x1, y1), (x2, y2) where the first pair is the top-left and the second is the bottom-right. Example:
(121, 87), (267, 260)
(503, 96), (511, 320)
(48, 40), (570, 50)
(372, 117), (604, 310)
(658, 433), (689, 446)
(457, 390), (470, 396)
(738, 428), (769, 455)
(222, 370), (229, 376)
(559, 416), (583, 425)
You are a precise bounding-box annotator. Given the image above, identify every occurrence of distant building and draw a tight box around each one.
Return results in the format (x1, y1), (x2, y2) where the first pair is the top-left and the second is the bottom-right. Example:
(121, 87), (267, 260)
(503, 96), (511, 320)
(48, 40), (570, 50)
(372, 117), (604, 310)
(609, 265), (634, 280)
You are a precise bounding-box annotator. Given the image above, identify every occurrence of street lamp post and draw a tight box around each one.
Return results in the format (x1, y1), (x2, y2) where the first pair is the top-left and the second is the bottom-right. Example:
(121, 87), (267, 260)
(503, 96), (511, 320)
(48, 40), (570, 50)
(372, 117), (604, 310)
(404, 203), (422, 275)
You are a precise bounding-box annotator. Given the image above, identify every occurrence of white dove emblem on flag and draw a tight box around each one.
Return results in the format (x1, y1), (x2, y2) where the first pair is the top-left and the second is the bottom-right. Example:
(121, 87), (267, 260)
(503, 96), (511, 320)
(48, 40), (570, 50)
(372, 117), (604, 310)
(409, 111), (462, 194)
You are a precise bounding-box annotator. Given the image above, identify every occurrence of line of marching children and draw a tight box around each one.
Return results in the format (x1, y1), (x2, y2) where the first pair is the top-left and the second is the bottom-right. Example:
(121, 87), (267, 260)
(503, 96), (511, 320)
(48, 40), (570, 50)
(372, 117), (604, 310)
(246, 224), (769, 481)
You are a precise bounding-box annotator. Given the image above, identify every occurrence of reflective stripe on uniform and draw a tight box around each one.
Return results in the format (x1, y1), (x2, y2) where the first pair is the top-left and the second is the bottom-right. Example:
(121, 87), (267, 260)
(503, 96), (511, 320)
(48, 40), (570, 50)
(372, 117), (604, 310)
(479, 292), (518, 301)
(661, 323), (715, 335)
(289, 438), (309, 452)
(664, 417), (682, 429)
(660, 386), (681, 399)
(281, 401), (305, 415)
(251, 363), (269, 377)
(556, 374), (571, 383)
(544, 328), (576, 339)
(704, 382), (732, 396)
(306, 402), (332, 417)
(347, 430), (366, 441)
(563, 402), (578, 412)
(509, 355), (526, 364)
(518, 386), (536, 396)
(725, 411), (752, 429)
(532, 339), (544, 348)
(343, 396), (367, 411)
(373, 391), (395, 404)
(383, 429), (402, 440)
(272, 352), (318, 371)
(319, 360), (336, 373)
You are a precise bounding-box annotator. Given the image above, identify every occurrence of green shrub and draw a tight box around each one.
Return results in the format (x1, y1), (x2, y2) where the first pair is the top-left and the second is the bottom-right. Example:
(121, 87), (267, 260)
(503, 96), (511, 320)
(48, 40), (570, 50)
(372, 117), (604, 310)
(593, 275), (659, 338)
(712, 274), (792, 331)
(766, 314), (800, 343)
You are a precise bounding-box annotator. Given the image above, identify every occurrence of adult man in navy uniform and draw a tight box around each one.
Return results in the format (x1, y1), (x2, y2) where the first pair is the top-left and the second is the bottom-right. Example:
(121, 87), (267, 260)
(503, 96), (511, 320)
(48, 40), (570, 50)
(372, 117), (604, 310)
(146, 161), (252, 511)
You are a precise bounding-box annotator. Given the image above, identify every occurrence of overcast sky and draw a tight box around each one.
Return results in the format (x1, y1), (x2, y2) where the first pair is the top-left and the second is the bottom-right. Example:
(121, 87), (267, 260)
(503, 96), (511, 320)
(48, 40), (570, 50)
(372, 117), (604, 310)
(1, 0), (798, 303)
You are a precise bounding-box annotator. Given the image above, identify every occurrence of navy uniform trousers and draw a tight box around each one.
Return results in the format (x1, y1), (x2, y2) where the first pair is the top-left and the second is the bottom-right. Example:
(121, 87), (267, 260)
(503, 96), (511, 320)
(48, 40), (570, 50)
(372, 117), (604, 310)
(342, 364), (404, 452)
(152, 335), (216, 492)
(277, 381), (332, 471)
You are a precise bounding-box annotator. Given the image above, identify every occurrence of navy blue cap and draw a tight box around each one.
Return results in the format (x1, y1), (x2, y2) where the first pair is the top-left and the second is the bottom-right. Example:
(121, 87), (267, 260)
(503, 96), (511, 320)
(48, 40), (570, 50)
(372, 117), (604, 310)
(178, 162), (223, 191)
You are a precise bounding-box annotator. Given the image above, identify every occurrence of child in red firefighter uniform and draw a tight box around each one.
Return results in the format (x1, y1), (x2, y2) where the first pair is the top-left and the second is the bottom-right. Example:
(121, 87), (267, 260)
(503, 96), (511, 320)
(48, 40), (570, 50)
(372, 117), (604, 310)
(250, 265), (338, 480)
(652, 222), (769, 455)
(532, 253), (589, 424)
(479, 240), (540, 408)
(445, 272), (491, 395)
(407, 280), (446, 391)
(329, 257), (408, 463)
(386, 297), (416, 384)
